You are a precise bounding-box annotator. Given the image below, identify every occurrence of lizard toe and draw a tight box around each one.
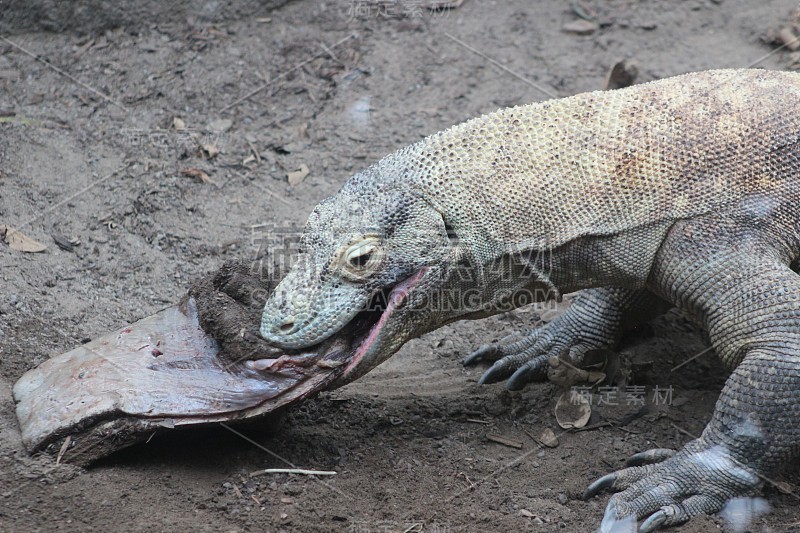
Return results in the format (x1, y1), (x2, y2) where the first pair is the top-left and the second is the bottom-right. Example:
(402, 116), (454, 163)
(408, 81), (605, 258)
(463, 344), (503, 366)
(584, 464), (659, 500)
(477, 361), (513, 385)
(638, 509), (668, 533)
(626, 448), (676, 467)
(639, 494), (727, 532)
(505, 354), (552, 389)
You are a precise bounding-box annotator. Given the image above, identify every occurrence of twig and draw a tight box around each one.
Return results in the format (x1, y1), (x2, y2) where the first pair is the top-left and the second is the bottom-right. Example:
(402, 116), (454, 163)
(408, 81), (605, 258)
(671, 345), (714, 372)
(221, 34), (355, 112)
(250, 468), (337, 477)
(1, 36), (128, 111)
(56, 436), (72, 465)
(612, 424), (640, 435)
(744, 33), (800, 68)
(247, 141), (261, 163)
(456, 472), (476, 492)
(319, 41), (344, 66)
(670, 422), (697, 440)
(486, 433), (523, 449)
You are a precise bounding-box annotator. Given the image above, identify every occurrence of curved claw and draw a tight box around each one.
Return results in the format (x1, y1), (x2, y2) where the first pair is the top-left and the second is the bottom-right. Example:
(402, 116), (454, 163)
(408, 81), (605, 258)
(639, 510), (667, 532)
(506, 354), (551, 389)
(506, 365), (535, 390)
(478, 362), (510, 385)
(583, 472), (618, 500)
(626, 448), (675, 467)
(463, 344), (500, 366)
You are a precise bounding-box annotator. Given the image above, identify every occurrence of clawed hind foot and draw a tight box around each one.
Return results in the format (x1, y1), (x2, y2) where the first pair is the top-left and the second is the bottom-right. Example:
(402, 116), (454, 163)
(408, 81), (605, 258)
(584, 440), (764, 532)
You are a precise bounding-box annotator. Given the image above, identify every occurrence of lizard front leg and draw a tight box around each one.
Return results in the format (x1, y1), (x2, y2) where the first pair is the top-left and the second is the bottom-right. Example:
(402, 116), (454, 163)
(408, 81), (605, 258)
(464, 287), (668, 390)
(586, 216), (800, 531)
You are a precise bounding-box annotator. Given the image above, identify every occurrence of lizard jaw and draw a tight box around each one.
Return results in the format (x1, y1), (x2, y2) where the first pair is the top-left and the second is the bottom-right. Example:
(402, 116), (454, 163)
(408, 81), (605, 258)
(340, 266), (431, 380)
(247, 267), (431, 383)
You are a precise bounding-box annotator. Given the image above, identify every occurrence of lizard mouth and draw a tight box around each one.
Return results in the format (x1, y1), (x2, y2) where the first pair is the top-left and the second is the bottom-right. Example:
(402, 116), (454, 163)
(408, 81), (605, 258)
(340, 267), (430, 379)
(247, 267), (430, 380)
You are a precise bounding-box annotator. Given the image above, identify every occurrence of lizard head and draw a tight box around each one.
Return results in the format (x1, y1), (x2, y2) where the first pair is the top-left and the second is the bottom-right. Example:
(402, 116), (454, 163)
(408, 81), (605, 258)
(260, 156), (455, 381)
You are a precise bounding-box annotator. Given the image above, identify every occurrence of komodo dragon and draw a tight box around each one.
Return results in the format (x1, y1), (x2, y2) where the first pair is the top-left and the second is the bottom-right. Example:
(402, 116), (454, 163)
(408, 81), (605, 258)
(255, 69), (800, 531)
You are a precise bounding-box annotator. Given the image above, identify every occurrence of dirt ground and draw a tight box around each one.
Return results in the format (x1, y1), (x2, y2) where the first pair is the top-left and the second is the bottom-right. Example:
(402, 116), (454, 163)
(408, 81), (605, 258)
(3, 1), (800, 531)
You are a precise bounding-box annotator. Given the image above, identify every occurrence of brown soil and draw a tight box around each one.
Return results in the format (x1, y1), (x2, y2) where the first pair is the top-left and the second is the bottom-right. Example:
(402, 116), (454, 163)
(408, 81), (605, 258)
(3, 1), (800, 531)
(189, 260), (282, 364)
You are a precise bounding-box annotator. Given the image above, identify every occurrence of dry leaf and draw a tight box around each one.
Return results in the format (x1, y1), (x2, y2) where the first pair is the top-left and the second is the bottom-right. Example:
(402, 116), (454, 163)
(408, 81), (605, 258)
(287, 164), (310, 186)
(547, 353), (606, 388)
(582, 349), (623, 385)
(486, 433), (523, 449)
(172, 117), (186, 130)
(247, 141), (261, 164)
(562, 19), (598, 35)
(243, 154), (256, 165)
(604, 60), (639, 90)
(571, 0), (597, 21)
(555, 389), (592, 429)
(773, 480), (794, 494)
(538, 428), (559, 448)
(52, 234), (80, 252)
(201, 143), (220, 159)
(180, 167), (213, 184)
(779, 27), (800, 51)
(1, 225), (47, 253)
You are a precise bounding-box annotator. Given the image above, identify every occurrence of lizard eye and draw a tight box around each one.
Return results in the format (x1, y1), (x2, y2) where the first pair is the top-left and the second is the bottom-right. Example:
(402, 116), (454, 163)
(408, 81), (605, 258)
(338, 234), (384, 280)
(347, 246), (374, 268)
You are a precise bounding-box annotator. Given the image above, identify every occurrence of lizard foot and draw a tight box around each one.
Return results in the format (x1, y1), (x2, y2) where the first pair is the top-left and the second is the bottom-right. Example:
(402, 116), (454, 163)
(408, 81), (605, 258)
(584, 440), (763, 531)
(463, 311), (612, 390)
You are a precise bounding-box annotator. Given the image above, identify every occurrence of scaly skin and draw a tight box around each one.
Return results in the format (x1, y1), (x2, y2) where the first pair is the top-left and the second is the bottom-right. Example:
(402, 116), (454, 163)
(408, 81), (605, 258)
(258, 69), (800, 530)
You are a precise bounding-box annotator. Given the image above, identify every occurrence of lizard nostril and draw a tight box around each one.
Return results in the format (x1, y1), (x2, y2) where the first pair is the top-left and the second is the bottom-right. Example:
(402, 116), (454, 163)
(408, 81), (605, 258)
(278, 318), (295, 333)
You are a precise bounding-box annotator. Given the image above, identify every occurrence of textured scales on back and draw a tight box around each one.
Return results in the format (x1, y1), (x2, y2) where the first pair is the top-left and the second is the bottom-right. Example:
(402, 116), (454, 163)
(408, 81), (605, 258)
(347, 69), (800, 255)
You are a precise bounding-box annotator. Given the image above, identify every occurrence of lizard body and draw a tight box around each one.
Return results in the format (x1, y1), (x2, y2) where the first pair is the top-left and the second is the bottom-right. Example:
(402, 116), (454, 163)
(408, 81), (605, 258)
(258, 69), (800, 531)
